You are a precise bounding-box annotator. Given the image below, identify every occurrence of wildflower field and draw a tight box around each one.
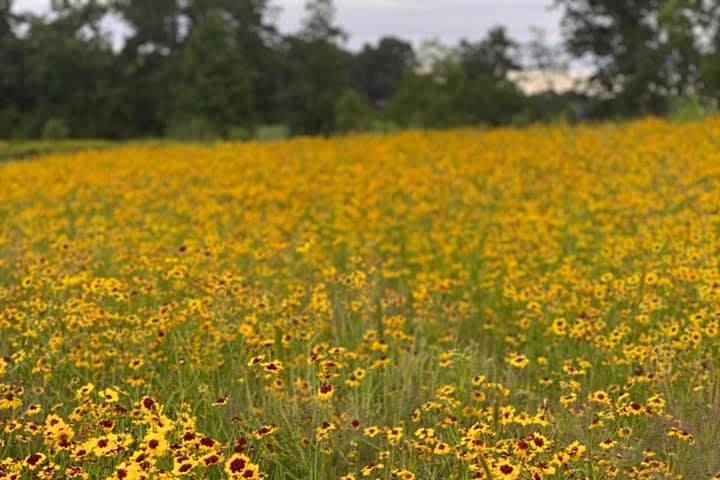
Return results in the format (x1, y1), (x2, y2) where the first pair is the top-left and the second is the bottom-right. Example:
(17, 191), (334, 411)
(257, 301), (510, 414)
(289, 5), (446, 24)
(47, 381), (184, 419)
(2, 119), (720, 480)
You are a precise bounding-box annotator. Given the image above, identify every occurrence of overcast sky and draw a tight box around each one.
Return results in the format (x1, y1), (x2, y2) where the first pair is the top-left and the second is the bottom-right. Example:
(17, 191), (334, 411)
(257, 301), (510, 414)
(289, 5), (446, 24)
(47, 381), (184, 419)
(13, 0), (562, 50)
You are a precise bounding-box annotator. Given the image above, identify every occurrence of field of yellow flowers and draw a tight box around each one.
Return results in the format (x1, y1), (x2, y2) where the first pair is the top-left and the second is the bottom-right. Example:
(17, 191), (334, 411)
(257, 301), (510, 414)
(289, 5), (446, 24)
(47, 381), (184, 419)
(2, 119), (720, 479)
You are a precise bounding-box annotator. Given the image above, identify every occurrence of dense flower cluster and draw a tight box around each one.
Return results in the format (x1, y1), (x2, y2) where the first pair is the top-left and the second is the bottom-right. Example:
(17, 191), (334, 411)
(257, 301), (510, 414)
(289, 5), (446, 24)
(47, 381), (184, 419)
(1, 119), (719, 478)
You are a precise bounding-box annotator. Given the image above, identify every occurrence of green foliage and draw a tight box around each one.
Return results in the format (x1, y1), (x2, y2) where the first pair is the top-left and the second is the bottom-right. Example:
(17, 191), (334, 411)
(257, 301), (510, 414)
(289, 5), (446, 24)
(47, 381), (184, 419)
(172, 10), (256, 137)
(0, 107), (21, 139)
(457, 26), (519, 79)
(287, 0), (350, 136)
(669, 96), (717, 122)
(388, 71), (464, 129)
(353, 36), (415, 104)
(554, 0), (710, 116)
(41, 118), (70, 140)
(165, 116), (220, 141)
(5, 0), (720, 138)
(388, 29), (526, 129)
(20, 3), (128, 138)
(227, 126), (253, 141)
(368, 119), (400, 133)
(255, 124), (289, 141)
(0, 139), (113, 161)
(334, 89), (375, 133)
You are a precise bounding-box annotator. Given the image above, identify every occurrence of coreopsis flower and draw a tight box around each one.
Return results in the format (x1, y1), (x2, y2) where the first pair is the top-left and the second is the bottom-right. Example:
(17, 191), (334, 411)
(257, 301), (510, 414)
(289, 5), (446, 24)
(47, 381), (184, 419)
(225, 453), (261, 479)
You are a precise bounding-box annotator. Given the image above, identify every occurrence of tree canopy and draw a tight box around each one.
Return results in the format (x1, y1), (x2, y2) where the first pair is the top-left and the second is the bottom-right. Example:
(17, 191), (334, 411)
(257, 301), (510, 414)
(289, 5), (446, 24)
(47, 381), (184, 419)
(2, 0), (720, 139)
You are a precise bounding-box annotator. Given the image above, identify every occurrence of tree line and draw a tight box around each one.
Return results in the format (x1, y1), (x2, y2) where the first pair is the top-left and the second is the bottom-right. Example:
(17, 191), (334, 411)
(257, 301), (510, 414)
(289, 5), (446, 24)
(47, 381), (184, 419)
(2, 0), (720, 140)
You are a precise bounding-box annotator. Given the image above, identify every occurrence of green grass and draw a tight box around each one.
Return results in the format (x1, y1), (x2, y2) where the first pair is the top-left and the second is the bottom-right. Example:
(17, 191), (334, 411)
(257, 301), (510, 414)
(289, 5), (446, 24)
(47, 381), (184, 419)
(0, 139), (116, 161)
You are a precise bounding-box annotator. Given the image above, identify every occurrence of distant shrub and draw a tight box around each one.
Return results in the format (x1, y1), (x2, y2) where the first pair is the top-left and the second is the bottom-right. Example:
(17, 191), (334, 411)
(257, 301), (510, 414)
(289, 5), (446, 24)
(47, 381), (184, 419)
(166, 116), (219, 141)
(255, 124), (289, 141)
(510, 111), (535, 127)
(0, 107), (21, 139)
(369, 119), (400, 133)
(227, 126), (253, 141)
(335, 90), (375, 134)
(41, 118), (70, 140)
(669, 96), (716, 122)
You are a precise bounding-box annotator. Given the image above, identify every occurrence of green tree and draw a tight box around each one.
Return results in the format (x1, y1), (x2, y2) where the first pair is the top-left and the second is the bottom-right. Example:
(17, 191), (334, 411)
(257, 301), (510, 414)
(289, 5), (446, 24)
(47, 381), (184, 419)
(458, 26), (519, 80)
(387, 39), (452, 128)
(112, 0), (183, 136)
(0, 0), (13, 35)
(286, 0), (351, 135)
(20, 1), (125, 137)
(696, 2), (720, 100)
(171, 10), (255, 138)
(183, 0), (285, 123)
(0, 0), (24, 137)
(334, 89), (374, 133)
(555, 0), (706, 115)
(113, 0), (181, 53)
(41, 118), (70, 139)
(456, 27), (526, 125)
(353, 36), (415, 105)
(388, 66), (466, 129)
(389, 30), (526, 128)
